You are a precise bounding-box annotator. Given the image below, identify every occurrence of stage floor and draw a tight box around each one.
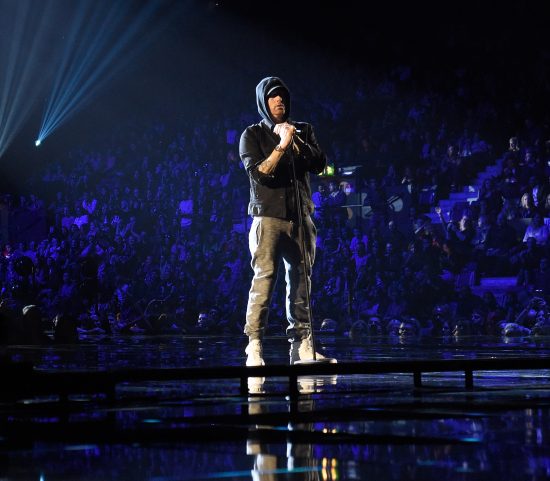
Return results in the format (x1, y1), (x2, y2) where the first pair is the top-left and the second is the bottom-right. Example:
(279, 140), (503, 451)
(2, 334), (550, 480)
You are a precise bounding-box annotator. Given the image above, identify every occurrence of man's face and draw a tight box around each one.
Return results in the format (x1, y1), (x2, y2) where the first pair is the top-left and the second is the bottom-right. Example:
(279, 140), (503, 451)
(197, 313), (209, 329)
(267, 89), (286, 122)
(399, 322), (416, 338)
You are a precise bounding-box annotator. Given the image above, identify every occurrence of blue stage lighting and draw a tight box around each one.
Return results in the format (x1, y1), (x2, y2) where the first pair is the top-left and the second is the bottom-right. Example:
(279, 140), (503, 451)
(0, 0), (55, 159)
(36, 0), (172, 145)
(35, 139), (41, 147)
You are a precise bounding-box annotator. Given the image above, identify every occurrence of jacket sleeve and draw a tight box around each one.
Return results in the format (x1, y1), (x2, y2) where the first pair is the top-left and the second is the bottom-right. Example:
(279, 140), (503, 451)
(296, 123), (327, 174)
(239, 126), (276, 186)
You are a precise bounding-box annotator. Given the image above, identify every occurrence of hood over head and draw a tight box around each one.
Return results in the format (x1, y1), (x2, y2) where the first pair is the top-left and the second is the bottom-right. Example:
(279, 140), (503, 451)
(255, 76), (291, 129)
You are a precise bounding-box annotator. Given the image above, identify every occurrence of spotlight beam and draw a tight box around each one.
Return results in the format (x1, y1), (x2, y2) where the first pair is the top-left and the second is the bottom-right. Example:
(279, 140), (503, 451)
(36, 0), (171, 145)
(0, 0), (53, 158)
(39, 3), (119, 140)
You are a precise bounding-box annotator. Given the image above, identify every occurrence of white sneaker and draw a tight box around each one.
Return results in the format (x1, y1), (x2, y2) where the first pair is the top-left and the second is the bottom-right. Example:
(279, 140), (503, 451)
(245, 339), (265, 366)
(289, 336), (336, 364)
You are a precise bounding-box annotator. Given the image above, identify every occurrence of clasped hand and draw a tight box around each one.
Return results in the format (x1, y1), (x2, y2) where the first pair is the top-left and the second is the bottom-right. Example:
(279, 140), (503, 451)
(273, 122), (296, 150)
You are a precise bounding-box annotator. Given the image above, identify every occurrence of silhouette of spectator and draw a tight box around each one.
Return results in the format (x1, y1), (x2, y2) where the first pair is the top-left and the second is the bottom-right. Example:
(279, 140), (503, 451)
(327, 180), (347, 228)
(312, 182), (330, 229)
(522, 213), (549, 245)
(53, 313), (79, 343)
(512, 237), (544, 287)
(518, 192), (538, 218)
(19, 305), (50, 344)
(533, 258), (550, 296)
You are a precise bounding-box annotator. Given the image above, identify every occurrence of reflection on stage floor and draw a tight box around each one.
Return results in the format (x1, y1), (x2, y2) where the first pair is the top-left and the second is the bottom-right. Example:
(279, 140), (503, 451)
(2, 334), (550, 480)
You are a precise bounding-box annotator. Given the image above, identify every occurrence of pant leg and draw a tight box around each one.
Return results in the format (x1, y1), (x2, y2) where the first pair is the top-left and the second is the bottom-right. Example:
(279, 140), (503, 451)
(283, 216), (317, 341)
(244, 216), (282, 340)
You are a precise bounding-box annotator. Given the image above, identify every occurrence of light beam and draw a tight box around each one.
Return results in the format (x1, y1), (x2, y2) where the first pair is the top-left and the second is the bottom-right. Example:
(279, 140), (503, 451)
(0, 0), (55, 158)
(36, 0), (172, 145)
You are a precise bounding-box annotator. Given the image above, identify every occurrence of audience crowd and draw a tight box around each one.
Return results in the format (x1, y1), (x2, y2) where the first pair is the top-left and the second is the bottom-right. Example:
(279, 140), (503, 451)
(1, 51), (550, 345)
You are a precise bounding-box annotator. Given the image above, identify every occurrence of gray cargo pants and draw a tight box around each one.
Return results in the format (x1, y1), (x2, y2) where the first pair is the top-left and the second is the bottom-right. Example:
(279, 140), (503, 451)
(244, 215), (316, 342)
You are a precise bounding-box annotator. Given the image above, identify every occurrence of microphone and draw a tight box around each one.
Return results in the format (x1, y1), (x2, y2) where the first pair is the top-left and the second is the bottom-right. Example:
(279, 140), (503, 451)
(289, 123), (305, 143)
(293, 129), (305, 145)
(289, 122), (302, 135)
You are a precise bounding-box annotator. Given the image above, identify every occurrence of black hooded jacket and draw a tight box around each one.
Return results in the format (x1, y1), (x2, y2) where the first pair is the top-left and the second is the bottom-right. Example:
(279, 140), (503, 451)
(239, 76), (327, 219)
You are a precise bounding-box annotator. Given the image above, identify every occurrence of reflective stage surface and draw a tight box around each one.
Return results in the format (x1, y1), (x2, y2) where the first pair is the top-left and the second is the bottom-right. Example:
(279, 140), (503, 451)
(3, 335), (550, 480)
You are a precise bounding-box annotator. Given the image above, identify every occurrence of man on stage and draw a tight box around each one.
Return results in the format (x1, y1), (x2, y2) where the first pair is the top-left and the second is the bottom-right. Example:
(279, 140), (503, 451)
(239, 76), (335, 366)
